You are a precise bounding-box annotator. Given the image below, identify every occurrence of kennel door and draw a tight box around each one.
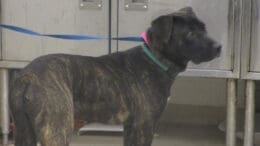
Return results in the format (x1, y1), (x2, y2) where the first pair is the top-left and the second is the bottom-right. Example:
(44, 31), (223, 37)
(113, 0), (240, 77)
(1, 0), (109, 62)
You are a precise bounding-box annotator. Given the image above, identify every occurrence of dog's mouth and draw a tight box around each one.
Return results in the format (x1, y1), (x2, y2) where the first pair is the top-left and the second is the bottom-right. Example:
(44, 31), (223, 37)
(216, 49), (221, 58)
(191, 47), (222, 64)
(215, 44), (222, 58)
(192, 59), (204, 65)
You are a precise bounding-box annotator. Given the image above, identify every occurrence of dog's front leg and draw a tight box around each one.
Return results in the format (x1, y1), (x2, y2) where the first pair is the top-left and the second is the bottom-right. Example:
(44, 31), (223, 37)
(123, 119), (154, 146)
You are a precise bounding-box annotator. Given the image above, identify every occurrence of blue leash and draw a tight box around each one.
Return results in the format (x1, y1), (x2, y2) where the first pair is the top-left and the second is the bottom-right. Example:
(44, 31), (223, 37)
(0, 24), (171, 72)
(0, 24), (143, 42)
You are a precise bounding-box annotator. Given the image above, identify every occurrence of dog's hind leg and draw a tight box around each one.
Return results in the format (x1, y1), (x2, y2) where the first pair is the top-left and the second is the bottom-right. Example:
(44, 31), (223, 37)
(38, 122), (73, 146)
(10, 81), (37, 146)
(37, 114), (74, 146)
(36, 96), (74, 146)
(11, 98), (37, 146)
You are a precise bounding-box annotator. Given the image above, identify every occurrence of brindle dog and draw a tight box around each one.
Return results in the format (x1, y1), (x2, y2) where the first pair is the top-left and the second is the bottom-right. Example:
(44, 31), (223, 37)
(10, 7), (221, 146)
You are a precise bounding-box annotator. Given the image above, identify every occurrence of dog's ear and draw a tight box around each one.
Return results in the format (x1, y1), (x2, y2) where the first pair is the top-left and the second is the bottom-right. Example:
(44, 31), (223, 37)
(151, 15), (173, 43)
(175, 7), (196, 17)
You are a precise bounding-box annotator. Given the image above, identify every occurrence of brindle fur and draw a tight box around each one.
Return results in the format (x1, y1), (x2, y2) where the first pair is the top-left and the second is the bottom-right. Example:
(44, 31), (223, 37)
(10, 7), (221, 146)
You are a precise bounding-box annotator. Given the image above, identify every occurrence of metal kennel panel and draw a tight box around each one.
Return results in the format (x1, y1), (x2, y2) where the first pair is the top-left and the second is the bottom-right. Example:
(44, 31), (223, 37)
(248, 0), (260, 73)
(241, 1), (260, 145)
(241, 0), (260, 80)
(0, 0), (110, 67)
(112, 0), (242, 78)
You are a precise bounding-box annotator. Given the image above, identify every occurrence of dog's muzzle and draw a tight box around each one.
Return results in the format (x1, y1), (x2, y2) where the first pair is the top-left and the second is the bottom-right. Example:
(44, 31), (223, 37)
(212, 42), (222, 57)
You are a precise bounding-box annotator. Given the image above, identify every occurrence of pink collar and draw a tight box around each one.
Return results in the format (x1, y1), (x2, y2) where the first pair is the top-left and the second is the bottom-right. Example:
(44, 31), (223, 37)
(141, 32), (148, 44)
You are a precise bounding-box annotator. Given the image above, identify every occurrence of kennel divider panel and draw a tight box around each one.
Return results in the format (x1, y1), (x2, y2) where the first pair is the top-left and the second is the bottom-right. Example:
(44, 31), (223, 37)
(0, 0), (110, 64)
(114, 0), (242, 78)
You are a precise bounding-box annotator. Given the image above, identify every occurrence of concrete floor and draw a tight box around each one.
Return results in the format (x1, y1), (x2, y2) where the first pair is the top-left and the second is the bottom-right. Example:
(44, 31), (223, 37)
(4, 104), (247, 146)
(4, 124), (243, 146)
(69, 124), (243, 146)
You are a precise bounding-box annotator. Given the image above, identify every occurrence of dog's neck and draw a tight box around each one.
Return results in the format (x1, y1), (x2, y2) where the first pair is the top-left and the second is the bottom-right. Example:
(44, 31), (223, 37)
(141, 44), (169, 72)
(141, 32), (185, 78)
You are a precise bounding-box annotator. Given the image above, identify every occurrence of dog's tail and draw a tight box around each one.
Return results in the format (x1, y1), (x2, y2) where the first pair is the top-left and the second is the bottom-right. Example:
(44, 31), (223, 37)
(9, 72), (37, 146)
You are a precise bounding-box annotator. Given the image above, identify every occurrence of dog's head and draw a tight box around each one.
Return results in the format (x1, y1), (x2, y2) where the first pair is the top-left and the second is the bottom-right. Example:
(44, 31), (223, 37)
(147, 7), (221, 69)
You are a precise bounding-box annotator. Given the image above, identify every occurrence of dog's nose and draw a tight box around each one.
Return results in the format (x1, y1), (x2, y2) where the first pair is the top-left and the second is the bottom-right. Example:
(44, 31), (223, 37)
(213, 43), (222, 57)
(216, 45), (222, 53)
(213, 42), (221, 51)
